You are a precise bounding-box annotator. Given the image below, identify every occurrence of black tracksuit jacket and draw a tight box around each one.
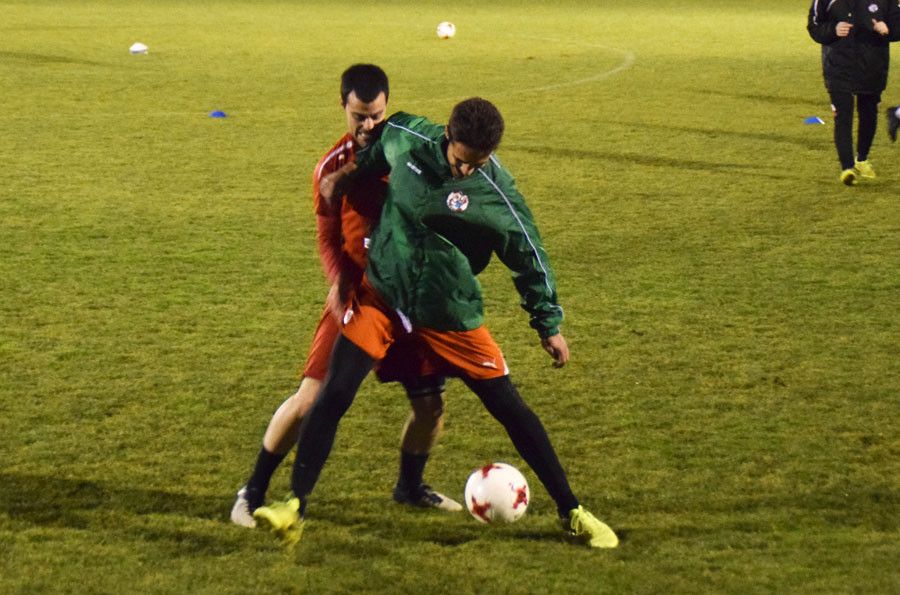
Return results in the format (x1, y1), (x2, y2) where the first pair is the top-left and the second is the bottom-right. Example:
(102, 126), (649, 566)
(807, 0), (900, 94)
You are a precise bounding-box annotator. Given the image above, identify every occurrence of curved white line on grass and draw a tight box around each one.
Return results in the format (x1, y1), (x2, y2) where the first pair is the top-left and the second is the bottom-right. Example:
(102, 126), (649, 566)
(506, 37), (635, 94)
(420, 36), (635, 104)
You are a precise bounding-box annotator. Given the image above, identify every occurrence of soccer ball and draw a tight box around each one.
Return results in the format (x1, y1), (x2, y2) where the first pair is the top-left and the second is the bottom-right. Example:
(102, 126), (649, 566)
(436, 21), (456, 39)
(464, 463), (529, 523)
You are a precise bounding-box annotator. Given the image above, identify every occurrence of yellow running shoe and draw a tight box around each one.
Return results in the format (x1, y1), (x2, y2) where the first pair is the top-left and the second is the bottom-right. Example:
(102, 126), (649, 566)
(854, 159), (875, 179)
(840, 168), (858, 186)
(253, 496), (303, 546)
(563, 506), (619, 548)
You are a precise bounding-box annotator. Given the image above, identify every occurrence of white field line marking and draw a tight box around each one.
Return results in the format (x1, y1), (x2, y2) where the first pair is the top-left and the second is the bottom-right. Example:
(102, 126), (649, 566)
(517, 41), (636, 93)
(419, 36), (635, 104)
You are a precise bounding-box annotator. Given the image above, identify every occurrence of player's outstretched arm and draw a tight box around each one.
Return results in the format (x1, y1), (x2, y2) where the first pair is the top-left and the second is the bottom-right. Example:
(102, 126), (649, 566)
(541, 333), (569, 368)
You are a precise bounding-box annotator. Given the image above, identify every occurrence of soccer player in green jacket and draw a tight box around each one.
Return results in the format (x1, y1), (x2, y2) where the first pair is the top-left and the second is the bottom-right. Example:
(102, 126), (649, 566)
(253, 97), (618, 549)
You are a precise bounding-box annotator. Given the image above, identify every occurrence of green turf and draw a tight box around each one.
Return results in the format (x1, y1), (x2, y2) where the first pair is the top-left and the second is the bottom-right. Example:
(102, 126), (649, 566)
(1, 0), (898, 593)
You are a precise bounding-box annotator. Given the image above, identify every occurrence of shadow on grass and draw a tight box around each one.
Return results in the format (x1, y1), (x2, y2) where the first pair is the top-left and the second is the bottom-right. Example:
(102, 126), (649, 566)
(504, 143), (802, 179)
(626, 120), (828, 152)
(0, 471), (222, 529)
(312, 496), (625, 549)
(509, 113), (828, 158)
(0, 51), (109, 67)
(700, 89), (824, 108)
(416, 524), (630, 550)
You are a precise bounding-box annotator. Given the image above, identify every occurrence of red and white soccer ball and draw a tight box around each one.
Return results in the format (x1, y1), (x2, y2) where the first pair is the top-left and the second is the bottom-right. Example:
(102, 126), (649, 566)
(464, 463), (529, 523)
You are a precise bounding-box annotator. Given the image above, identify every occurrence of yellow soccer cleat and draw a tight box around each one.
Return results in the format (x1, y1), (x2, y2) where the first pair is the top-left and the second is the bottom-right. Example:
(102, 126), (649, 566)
(252, 496), (304, 546)
(563, 505), (619, 549)
(840, 168), (858, 186)
(853, 159), (875, 179)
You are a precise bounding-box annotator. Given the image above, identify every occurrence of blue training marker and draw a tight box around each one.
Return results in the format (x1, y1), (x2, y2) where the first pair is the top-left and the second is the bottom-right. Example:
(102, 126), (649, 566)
(209, 110), (227, 118)
(803, 116), (825, 125)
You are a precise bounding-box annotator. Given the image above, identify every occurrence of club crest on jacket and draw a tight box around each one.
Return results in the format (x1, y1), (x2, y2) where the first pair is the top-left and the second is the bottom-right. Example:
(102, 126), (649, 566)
(446, 191), (469, 212)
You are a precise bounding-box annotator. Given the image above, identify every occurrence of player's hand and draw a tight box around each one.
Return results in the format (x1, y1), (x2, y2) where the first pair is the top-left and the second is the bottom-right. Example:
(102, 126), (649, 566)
(872, 19), (889, 36)
(541, 333), (569, 368)
(325, 278), (350, 322)
(835, 21), (853, 37)
(326, 282), (343, 321)
(326, 272), (354, 321)
(319, 162), (357, 205)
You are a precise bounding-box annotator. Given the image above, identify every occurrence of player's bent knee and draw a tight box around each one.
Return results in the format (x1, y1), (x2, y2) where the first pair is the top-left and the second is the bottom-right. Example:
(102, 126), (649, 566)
(284, 379), (321, 420)
(410, 393), (444, 422)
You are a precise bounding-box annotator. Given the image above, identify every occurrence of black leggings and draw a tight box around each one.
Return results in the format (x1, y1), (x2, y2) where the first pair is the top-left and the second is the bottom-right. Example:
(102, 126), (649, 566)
(291, 335), (579, 517)
(291, 335), (374, 500)
(829, 90), (881, 170)
(462, 375), (579, 517)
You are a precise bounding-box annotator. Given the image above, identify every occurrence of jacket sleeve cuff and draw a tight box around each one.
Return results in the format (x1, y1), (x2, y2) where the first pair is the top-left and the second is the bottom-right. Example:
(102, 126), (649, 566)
(538, 327), (559, 340)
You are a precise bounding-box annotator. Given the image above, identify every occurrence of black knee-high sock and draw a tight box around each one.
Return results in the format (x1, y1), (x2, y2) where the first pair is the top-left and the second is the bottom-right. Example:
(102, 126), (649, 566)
(464, 375), (579, 517)
(397, 451), (429, 491)
(245, 448), (288, 508)
(291, 336), (374, 502)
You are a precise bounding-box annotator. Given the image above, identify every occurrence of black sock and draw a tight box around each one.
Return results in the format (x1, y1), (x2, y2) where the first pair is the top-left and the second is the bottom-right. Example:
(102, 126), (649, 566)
(397, 451), (429, 491)
(245, 447), (288, 507)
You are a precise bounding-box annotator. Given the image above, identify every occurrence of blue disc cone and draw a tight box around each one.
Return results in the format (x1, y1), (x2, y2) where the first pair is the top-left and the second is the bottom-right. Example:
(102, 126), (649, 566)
(209, 110), (227, 118)
(803, 116), (824, 125)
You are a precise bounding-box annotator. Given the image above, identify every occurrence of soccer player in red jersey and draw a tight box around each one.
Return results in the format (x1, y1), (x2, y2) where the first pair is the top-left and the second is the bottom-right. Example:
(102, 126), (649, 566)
(230, 65), (460, 527)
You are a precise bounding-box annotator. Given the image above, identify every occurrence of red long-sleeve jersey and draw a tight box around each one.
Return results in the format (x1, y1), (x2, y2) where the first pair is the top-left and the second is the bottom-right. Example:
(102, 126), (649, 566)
(312, 133), (387, 284)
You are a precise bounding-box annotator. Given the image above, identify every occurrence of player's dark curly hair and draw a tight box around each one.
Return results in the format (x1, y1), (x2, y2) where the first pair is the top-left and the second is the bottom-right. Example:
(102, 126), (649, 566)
(341, 64), (390, 105)
(448, 97), (505, 153)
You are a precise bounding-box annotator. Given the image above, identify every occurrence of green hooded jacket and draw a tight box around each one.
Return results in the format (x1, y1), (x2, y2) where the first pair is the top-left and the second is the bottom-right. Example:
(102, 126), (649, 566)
(354, 112), (563, 339)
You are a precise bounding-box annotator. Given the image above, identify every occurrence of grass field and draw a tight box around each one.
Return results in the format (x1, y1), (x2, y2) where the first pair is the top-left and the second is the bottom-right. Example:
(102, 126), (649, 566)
(1, 0), (899, 593)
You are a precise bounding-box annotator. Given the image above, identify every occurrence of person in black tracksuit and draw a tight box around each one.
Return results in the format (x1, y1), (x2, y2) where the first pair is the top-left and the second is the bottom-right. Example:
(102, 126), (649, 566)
(807, 0), (900, 185)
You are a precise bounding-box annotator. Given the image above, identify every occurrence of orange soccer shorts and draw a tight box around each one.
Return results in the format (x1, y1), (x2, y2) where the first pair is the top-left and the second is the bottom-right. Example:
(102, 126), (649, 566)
(302, 302), (449, 389)
(301, 306), (341, 381)
(341, 278), (509, 381)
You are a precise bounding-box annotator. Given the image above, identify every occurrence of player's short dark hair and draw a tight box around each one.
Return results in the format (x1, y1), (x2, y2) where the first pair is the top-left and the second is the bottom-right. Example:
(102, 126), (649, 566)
(447, 97), (505, 153)
(340, 64), (389, 105)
